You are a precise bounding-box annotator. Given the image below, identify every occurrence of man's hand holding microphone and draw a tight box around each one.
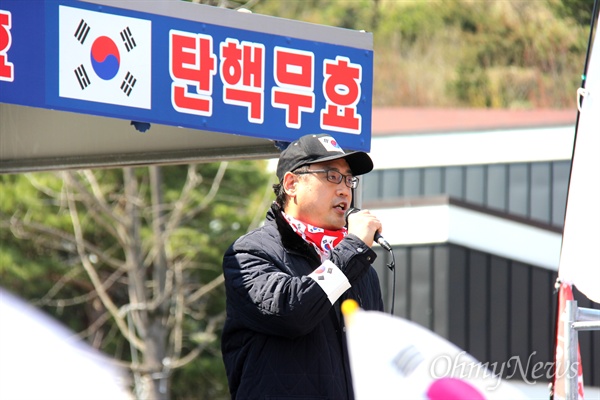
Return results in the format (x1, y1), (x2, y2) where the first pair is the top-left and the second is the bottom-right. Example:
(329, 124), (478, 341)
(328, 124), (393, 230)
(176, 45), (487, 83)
(345, 208), (392, 251)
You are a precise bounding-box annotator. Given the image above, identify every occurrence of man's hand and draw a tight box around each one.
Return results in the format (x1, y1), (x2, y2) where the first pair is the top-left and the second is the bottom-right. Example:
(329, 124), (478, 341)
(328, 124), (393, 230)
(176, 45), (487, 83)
(346, 209), (382, 248)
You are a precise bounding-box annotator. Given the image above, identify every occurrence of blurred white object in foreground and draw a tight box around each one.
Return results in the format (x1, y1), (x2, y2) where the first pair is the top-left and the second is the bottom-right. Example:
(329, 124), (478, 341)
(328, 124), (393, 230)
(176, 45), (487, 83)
(342, 299), (528, 399)
(0, 288), (131, 400)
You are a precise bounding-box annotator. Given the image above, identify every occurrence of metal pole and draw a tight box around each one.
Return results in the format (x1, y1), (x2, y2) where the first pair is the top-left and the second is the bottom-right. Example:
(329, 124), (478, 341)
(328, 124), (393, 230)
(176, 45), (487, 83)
(564, 300), (579, 400)
(577, 306), (600, 321)
(572, 306), (600, 331)
(573, 321), (600, 330)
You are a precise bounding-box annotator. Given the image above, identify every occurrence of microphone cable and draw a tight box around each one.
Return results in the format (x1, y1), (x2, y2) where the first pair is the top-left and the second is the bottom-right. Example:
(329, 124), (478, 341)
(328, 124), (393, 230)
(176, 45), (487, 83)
(385, 245), (396, 316)
(345, 206), (396, 315)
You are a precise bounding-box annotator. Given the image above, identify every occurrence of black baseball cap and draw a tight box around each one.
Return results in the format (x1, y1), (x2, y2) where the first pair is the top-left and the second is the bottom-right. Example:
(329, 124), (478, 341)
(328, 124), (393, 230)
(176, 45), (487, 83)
(276, 134), (373, 181)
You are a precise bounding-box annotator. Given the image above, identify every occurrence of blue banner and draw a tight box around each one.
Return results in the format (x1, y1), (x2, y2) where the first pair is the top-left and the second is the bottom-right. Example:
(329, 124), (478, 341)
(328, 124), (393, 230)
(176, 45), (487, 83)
(0, 0), (373, 151)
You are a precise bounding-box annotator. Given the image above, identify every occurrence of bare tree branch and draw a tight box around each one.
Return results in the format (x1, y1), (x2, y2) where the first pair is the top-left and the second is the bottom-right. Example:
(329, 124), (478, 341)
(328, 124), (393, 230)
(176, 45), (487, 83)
(197, 161), (228, 212)
(76, 308), (112, 342)
(24, 173), (62, 200)
(81, 170), (109, 205)
(122, 168), (149, 339)
(61, 171), (124, 243)
(149, 166), (169, 312)
(35, 268), (126, 308)
(168, 312), (226, 370)
(248, 174), (278, 232)
(180, 161), (229, 223)
(9, 213), (126, 271)
(35, 267), (84, 304)
(165, 164), (202, 233)
(6, 155), (269, 399)
(171, 256), (185, 362)
(187, 273), (224, 304)
(64, 178), (145, 351)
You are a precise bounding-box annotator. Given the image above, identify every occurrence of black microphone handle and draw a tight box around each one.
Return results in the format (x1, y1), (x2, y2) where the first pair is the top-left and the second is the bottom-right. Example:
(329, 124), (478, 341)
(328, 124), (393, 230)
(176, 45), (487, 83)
(374, 231), (392, 252)
(346, 208), (392, 251)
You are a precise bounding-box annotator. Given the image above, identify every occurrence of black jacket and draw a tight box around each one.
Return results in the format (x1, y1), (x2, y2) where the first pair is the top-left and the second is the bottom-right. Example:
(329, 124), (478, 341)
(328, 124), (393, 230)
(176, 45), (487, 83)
(221, 203), (384, 399)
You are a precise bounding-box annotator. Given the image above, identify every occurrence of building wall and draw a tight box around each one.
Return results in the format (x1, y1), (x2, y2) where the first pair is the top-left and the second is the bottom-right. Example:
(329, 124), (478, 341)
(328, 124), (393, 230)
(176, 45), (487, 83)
(365, 116), (599, 389)
(362, 160), (571, 229)
(371, 243), (600, 387)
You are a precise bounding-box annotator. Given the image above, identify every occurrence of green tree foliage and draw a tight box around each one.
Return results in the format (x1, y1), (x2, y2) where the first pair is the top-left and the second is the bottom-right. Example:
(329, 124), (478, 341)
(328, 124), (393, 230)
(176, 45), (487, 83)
(253, 0), (593, 108)
(549, 0), (596, 25)
(0, 161), (273, 399)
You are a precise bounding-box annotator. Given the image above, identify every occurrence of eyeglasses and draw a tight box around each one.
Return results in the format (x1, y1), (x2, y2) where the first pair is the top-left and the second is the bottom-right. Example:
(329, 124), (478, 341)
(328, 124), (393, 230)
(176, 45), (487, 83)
(294, 169), (359, 189)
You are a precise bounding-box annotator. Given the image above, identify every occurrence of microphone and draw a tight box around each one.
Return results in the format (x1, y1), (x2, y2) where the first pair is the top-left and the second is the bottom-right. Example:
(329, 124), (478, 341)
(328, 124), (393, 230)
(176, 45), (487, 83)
(345, 208), (392, 252)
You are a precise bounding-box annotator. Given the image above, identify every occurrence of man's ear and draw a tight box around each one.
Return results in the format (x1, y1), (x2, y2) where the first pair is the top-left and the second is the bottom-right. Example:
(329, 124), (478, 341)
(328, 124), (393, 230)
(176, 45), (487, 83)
(282, 172), (298, 196)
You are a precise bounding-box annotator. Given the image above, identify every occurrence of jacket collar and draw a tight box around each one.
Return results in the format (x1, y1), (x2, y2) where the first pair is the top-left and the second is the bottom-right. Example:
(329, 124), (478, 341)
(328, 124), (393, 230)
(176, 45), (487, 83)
(268, 202), (321, 264)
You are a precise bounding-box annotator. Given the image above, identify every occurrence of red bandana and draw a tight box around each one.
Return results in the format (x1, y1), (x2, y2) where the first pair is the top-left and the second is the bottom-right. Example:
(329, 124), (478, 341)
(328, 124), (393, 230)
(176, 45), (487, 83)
(282, 211), (347, 261)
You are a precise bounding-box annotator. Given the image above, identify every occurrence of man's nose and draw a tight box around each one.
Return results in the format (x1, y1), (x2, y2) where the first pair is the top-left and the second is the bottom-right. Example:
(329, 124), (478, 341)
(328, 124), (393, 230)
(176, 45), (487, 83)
(336, 182), (351, 197)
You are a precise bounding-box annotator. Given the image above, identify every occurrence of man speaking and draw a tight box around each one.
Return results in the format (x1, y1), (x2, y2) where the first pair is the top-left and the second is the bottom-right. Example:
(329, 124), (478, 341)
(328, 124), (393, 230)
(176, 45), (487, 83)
(221, 133), (384, 399)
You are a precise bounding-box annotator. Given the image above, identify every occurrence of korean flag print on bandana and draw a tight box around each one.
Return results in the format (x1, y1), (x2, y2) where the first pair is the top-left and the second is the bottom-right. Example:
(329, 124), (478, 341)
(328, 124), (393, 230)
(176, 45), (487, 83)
(282, 212), (347, 261)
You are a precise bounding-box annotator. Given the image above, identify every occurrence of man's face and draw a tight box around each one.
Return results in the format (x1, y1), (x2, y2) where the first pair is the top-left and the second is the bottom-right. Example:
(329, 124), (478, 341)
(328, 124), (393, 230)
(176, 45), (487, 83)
(284, 158), (353, 230)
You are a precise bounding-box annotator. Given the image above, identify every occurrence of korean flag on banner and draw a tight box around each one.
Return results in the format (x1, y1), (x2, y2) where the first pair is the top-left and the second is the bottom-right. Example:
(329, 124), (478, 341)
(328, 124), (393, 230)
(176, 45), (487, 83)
(58, 6), (151, 109)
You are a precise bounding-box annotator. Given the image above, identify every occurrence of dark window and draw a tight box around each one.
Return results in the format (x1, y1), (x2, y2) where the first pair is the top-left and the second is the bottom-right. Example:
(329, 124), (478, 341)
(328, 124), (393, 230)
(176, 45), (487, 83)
(508, 163), (529, 217)
(361, 170), (380, 202)
(530, 162), (551, 224)
(410, 247), (432, 328)
(465, 165), (485, 205)
(363, 160), (571, 228)
(552, 161), (570, 227)
(382, 169), (402, 199)
(394, 247), (410, 318)
(403, 168), (422, 197)
(487, 164), (507, 211)
(432, 245), (449, 337)
(445, 166), (464, 199)
(424, 167), (443, 196)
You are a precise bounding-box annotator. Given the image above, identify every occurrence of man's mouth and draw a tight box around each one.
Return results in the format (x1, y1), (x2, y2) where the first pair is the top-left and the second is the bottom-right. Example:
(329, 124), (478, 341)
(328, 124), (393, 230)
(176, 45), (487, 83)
(334, 202), (348, 212)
